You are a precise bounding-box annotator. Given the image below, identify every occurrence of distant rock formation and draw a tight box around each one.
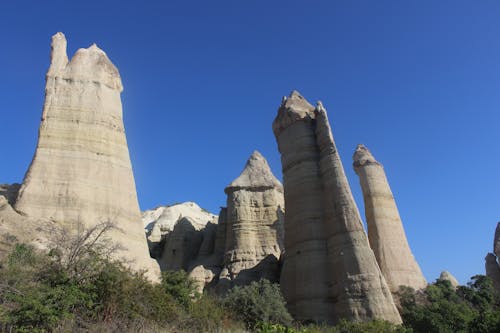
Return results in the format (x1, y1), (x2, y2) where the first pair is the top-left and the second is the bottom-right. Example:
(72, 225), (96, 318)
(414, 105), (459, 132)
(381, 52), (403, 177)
(486, 223), (500, 292)
(142, 202), (217, 259)
(273, 91), (401, 324)
(14, 33), (159, 280)
(353, 144), (427, 292)
(439, 271), (460, 289)
(217, 151), (284, 290)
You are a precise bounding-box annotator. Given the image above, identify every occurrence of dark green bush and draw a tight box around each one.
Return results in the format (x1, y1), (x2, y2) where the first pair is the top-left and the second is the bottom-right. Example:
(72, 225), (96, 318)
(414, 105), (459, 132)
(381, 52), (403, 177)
(224, 279), (293, 329)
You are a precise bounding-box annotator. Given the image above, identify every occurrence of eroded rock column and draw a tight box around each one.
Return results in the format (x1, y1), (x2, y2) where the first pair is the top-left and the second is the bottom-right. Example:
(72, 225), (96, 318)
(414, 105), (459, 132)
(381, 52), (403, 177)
(15, 32), (159, 279)
(273, 91), (401, 324)
(218, 151), (284, 289)
(353, 144), (427, 292)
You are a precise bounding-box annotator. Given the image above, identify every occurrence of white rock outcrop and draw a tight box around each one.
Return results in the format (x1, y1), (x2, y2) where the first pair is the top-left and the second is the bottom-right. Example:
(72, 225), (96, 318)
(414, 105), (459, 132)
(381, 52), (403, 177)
(353, 144), (427, 292)
(14, 32), (159, 280)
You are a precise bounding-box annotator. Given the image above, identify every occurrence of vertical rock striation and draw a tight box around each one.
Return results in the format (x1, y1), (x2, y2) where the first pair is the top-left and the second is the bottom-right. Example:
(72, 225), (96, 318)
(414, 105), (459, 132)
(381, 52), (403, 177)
(273, 91), (401, 324)
(15, 32), (159, 279)
(218, 151), (284, 289)
(353, 144), (427, 292)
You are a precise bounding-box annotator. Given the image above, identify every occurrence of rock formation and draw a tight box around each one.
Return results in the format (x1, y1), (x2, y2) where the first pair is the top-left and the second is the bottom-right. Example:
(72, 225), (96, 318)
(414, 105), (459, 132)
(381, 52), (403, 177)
(353, 144), (427, 292)
(485, 223), (500, 292)
(217, 151), (284, 289)
(439, 271), (460, 289)
(14, 32), (159, 279)
(142, 202), (217, 258)
(143, 152), (285, 294)
(273, 91), (401, 324)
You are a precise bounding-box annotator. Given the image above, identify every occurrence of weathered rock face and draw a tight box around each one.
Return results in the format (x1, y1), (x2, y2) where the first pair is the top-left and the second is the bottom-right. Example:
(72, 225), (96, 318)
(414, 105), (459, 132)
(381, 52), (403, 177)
(14, 33), (159, 280)
(353, 144), (427, 292)
(439, 271), (460, 289)
(218, 151), (284, 289)
(273, 91), (401, 324)
(485, 223), (500, 292)
(142, 202), (217, 258)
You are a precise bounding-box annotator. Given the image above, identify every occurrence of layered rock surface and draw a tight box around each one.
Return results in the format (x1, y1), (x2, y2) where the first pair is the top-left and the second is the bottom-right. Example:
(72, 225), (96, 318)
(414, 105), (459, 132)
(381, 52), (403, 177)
(273, 91), (401, 324)
(217, 151), (284, 290)
(353, 144), (427, 292)
(14, 33), (159, 279)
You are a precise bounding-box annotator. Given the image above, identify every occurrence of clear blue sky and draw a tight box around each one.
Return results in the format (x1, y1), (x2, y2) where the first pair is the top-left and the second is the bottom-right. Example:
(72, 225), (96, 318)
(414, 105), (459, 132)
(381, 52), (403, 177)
(1, 1), (499, 285)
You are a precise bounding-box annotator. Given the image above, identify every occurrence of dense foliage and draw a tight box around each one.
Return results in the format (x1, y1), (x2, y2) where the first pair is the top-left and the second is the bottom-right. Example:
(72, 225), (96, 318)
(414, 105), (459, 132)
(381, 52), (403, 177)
(399, 275), (500, 333)
(0, 224), (241, 332)
(224, 279), (293, 329)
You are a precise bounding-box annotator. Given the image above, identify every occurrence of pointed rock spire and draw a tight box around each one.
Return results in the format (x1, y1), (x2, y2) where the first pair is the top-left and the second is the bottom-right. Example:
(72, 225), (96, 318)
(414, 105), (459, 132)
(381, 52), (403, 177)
(494, 223), (500, 258)
(353, 144), (427, 292)
(273, 92), (401, 324)
(15, 32), (158, 280)
(48, 32), (68, 74)
(225, 150), (282, 193)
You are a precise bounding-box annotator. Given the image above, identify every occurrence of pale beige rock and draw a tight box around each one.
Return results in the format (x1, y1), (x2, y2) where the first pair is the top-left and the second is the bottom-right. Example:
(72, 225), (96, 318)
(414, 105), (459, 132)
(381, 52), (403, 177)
(353, 144), (427, 292)
(14, 33), (159, 280)
(273, 91), (401, 324)
(439, 271), (459, 289)
(485, 253), (500, 292)
(219, 151), (284, 289)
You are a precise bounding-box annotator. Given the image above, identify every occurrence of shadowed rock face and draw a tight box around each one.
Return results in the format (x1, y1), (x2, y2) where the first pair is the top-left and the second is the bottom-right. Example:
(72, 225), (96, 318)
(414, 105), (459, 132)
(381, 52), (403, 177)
(486, 223), (500, 292)
(353, 144), (427, 292)
(273, 91), (401, 324)
(218, 151), (284, 290)
(15, 32), (159, 280)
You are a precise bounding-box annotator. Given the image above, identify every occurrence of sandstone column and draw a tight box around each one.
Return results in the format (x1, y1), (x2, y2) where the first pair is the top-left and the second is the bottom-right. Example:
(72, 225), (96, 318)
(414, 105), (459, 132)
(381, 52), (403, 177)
(273, 91), (401, 324)
(15, 32), (159, 279)
(218, 151), (284, 288)
(353, 144), (427, 292)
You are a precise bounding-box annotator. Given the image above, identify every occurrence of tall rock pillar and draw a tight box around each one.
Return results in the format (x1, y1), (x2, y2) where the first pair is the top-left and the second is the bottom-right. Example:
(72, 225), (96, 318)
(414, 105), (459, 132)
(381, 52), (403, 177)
(15, 32), (159, 279)
(486, 223), (500, 292)
(273, 91), (401, 324)
(218, 151), (284, 288)
(353, 144), (427, 292)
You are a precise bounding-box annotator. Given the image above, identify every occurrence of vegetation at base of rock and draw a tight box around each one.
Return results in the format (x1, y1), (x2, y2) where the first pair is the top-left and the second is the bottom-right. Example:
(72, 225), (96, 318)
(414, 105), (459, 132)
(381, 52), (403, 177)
(223, 279), (293, 329)
(0, 223), (241, 333)
(399, 275), (500, 333)
(2, 222), (500, 332)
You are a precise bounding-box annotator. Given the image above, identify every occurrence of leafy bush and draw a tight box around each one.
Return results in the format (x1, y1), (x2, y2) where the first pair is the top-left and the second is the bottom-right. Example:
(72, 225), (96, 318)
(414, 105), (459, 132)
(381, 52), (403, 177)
(224, 279), (293, 329)
(400, 275), (500, 333)
(0, 223), (240, 332)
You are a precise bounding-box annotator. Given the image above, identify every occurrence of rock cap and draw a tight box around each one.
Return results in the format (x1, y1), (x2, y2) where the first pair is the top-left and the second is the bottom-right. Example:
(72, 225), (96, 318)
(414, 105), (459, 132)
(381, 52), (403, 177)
(272, 90), (316, 135)
(225, 151), (282, 193)
(353, 144), (382, 169)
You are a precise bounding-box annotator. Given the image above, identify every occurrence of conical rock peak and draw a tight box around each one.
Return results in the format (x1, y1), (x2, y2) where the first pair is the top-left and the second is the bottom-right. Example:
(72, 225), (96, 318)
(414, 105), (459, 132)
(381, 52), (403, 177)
(225, 151), (282, 193)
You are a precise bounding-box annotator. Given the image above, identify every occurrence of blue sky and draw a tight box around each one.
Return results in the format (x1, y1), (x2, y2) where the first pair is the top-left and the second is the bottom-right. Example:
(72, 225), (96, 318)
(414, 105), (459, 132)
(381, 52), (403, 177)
(1, 0), (499, 285)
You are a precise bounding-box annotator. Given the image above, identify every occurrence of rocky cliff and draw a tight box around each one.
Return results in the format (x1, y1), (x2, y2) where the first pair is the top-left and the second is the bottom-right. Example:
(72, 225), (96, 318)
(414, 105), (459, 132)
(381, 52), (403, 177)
(14, 32), (159, 280)
(353, 144), (427, 292)
(273, 91), (401, 324)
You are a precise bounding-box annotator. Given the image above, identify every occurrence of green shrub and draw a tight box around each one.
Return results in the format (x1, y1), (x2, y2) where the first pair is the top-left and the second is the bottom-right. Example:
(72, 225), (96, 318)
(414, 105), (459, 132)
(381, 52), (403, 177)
(223, 279), (293, 329)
